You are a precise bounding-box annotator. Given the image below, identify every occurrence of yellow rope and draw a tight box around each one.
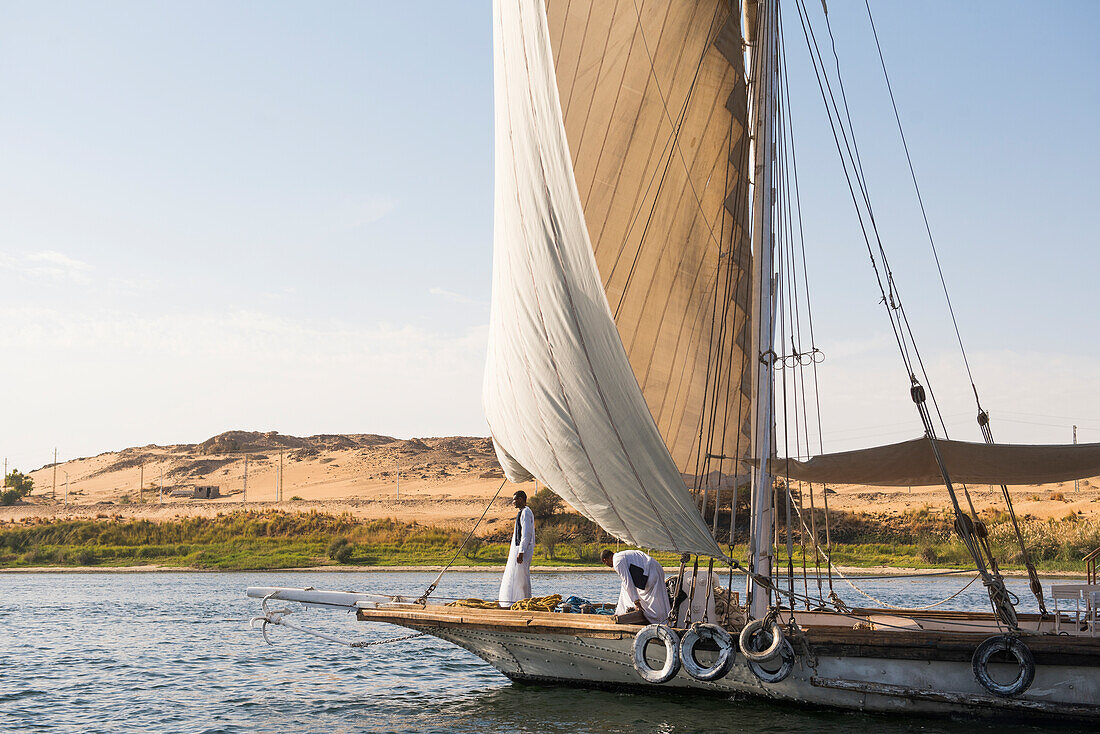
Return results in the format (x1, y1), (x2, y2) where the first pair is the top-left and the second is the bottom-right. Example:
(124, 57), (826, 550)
(444, 594), (563, 612)
(445, 598), (502, 609)
(509, 594), (562, 612)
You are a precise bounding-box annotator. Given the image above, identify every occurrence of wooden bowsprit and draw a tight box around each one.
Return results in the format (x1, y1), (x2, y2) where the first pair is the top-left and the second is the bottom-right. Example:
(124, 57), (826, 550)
(247, 587), (424, 648)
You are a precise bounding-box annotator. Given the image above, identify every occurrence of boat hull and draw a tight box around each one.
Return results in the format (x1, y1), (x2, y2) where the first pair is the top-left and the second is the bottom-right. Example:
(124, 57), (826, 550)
(430, 626), (1097, 719)
(356, 605), (1100, 723)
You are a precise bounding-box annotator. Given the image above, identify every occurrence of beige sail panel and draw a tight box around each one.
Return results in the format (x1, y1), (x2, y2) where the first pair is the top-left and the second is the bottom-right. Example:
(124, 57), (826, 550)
(770, 438), (1100, 487)
(545, 0), (752, 484)
(484, 0), (724, 557)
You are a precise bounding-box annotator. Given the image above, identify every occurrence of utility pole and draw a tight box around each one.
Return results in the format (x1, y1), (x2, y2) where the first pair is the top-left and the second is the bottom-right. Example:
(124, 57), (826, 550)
(159, 466), (163, 503)
(64, 471), (69, 506)
(277, 451), (284, 502)
(395, 459), (400, 499)
(52, 448), (57, 502)
(1074, 425), (1079, 493)
(139, 462), (144, 503)
(243, 453), (248, 502)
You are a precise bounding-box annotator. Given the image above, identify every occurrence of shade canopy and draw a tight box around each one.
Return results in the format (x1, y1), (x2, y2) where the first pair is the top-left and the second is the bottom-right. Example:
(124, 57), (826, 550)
(771, 437), (1100, 487)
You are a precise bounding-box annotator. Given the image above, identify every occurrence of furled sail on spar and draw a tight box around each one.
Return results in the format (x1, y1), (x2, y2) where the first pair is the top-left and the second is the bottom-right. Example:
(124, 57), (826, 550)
(484, 0), (751, 556)
(770, 437), (1100, 488)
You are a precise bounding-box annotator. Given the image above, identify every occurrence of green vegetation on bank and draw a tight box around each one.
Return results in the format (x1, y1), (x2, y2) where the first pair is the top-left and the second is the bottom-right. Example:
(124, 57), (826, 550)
(0, 504), (1097, 572)
(2, 470), (34, 506)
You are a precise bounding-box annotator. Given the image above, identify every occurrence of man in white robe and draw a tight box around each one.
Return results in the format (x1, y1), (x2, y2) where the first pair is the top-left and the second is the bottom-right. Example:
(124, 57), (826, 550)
(498, 490), (534, 607)
(602, 548), (671, 624)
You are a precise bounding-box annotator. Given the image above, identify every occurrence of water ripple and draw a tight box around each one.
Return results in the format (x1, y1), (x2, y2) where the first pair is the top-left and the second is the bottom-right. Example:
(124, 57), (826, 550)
(0, 570), (1083, 733)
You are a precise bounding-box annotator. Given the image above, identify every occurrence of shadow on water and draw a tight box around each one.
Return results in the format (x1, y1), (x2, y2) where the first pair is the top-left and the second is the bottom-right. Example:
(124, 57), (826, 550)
(402, 682), (1091, 734)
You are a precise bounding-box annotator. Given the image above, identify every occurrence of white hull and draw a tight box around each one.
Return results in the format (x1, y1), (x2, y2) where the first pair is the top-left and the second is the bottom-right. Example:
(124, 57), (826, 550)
(246, 587), (1100, 722)
(424, 624), (1098, 721)
(353, 601), (1100, 723)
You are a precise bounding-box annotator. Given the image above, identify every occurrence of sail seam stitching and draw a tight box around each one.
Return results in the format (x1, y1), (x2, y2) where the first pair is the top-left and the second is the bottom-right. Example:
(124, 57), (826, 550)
(582, 0), (676, 254)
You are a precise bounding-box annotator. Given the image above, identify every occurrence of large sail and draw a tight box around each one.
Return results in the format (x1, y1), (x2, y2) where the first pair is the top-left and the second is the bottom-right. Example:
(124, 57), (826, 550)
(545, 0), (753, 482)
(485, 0), (727, 556)
(771, 437), (1100, 487)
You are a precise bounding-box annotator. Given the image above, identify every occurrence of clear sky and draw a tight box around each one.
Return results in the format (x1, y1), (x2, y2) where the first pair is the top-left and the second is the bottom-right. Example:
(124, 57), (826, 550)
(1, 1), (1097, 473)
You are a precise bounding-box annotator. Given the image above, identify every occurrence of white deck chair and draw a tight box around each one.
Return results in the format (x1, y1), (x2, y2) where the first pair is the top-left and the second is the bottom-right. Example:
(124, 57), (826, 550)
(1051, 584), (1085, 633)
(1089, 590), (1100, 637)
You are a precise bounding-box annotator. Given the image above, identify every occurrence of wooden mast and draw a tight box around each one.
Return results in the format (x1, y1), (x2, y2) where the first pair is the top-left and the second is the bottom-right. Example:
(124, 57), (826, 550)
(745, 0), (779, 620)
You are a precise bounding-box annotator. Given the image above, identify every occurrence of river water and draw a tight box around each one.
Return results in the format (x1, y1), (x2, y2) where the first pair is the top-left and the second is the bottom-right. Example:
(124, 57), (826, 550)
(0, 570), (1086, 733)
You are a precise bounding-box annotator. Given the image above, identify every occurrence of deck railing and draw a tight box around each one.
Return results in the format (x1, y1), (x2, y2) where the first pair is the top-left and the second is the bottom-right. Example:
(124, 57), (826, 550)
(1085, 546), (1100, 586)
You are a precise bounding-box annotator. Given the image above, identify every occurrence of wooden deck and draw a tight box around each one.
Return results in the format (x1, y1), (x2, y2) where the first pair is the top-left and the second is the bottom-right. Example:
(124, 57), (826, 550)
(358, 603), (641, 638)
(357, 602), (1100, 664)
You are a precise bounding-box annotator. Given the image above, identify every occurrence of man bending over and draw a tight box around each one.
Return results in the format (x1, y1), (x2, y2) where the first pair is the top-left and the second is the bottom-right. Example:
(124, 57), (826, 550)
(601, 548), (670, 624)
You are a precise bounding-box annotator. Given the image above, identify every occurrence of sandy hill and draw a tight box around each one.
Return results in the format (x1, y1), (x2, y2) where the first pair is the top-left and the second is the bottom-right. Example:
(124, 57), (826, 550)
(8, 431), (516, 529)
(5, 430), (1097, 527)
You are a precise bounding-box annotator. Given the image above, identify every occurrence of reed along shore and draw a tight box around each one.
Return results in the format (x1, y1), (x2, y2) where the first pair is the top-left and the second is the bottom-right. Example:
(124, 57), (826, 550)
(1, 509), (1095, 573)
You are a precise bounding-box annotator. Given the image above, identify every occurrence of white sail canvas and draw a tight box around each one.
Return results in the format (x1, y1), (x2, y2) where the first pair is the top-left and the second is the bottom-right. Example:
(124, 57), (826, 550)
(484, 0), (723, 556)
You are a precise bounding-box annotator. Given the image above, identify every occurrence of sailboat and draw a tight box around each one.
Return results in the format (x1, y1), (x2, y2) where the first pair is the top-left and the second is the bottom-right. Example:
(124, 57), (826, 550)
(248, 0), (1100, 722)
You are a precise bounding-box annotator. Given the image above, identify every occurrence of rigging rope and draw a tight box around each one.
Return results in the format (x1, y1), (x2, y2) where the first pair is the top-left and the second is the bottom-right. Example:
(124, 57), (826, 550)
(785, 48), (833, 586)
(774, 0), (831, 609)
(773, 488), (989, 615)
(510, 594), (564, 612)
(726, 557), (995, 630)
(613, 0), (728, 317)
(416, 479), (507, 605)
(861, 0), (1046, 616)
(250, 593), (426, 648)
(791, 0), (1019, 628)
(834, 571), (981, 612)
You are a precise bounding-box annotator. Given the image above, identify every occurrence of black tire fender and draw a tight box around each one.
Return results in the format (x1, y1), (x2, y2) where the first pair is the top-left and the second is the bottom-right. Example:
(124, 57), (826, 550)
(748, 638), (795, 684)
(632, 624), (681, 684)
(972, 635), (1035, 697)
(680, 623), (735, 682)
(739, 617), (784, 662)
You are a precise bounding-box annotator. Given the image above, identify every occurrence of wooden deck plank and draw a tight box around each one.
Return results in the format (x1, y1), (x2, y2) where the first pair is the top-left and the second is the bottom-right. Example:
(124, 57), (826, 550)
(358, 603), (642, 634)
(357, 603), (1100, 665)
